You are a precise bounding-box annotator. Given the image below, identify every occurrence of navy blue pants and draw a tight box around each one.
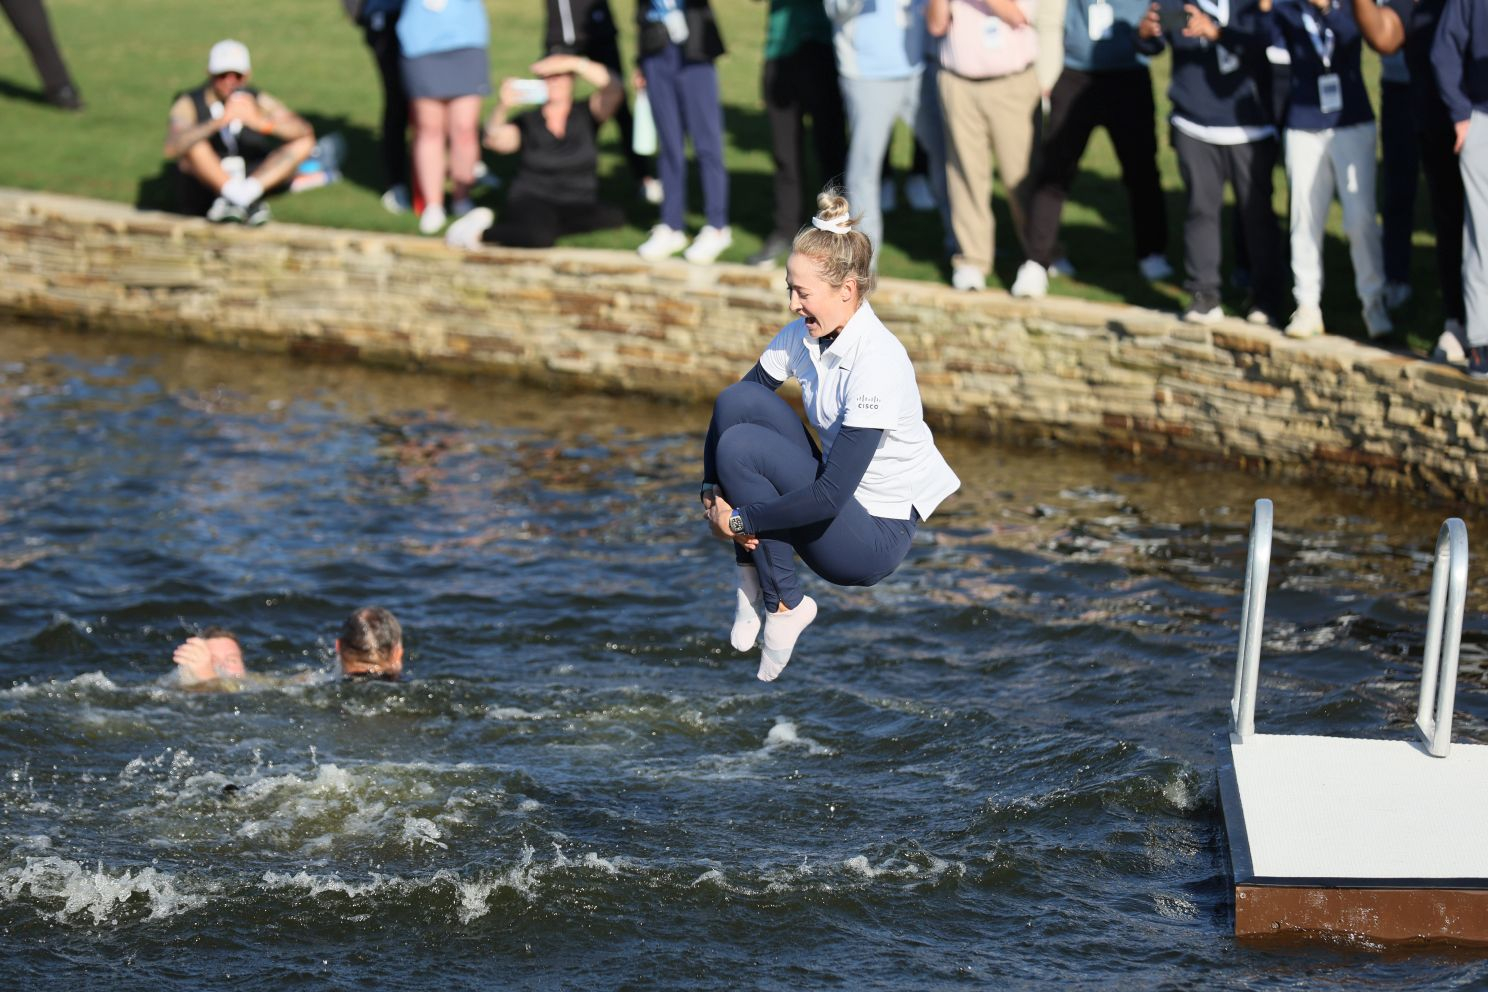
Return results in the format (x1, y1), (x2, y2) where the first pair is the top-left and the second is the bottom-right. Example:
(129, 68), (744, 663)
(705, 382), (916, 612)
(640, 43), (728, 231)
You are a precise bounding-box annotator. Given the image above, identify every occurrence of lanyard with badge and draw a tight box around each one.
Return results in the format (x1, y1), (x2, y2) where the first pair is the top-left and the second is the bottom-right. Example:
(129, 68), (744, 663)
(1193, 0), (1240, 73)
(1302, 4), (1342, 114)
(1088, 0), (1115, 40)
(985, 0), (1018, 47)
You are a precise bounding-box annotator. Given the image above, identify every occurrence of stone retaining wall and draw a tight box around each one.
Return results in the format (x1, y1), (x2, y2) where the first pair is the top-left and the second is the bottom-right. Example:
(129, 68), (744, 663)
(1, 188), (1484, 503)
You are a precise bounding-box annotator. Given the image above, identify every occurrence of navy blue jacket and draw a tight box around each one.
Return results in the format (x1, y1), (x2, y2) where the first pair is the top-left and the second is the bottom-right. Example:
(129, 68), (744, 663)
(1386, 0), (1452, 129)
(1432, 0), (1488, 122)
(1267, 0), (1373, 130)
(1138, 0), (1274, 129)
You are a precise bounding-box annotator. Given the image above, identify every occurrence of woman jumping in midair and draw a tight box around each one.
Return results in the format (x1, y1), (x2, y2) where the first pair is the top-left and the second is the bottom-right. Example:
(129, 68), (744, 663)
(701, 189), (960, 681)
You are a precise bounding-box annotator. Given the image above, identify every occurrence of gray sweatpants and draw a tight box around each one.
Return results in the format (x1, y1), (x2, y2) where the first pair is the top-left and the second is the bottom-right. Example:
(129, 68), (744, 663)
(1462, 109), (1488, 348)
(840, 67), (953, 264)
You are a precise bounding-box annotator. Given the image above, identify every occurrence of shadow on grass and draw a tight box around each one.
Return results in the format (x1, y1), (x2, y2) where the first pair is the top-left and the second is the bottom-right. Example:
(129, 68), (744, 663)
(0, 76), (50, 106)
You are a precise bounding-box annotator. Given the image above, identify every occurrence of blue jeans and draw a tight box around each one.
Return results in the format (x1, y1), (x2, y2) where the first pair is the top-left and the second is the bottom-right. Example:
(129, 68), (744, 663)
(704, 381), (916, 612)
(640, 44), (728, 231)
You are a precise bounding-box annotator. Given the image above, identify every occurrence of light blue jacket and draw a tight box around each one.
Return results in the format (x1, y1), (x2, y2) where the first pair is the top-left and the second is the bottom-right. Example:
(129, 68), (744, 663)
(397, 0), (489, 59)
(826, 0), (929, 80)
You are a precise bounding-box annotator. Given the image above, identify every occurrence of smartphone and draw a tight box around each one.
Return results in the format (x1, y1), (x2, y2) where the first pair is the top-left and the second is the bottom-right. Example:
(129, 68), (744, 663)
(510, 78), (549, 105)
(1158, 0), (1189, 32)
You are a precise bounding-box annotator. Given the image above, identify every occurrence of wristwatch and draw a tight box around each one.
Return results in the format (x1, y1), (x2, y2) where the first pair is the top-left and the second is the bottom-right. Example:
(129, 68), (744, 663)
(729, 512), (745, 535)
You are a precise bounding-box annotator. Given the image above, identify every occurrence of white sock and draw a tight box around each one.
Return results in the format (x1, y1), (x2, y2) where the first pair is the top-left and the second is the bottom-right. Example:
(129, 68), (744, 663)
(731, 566), (763, 651)
(222, 176), (263, 207)
(758, 595), (817, 682)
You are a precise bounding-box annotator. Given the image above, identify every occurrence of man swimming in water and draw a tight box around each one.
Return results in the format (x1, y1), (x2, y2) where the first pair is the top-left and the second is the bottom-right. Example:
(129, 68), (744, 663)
(171, 607), (405, 684)
(172, 626), (247, 685)
(336, 606), (405, 681)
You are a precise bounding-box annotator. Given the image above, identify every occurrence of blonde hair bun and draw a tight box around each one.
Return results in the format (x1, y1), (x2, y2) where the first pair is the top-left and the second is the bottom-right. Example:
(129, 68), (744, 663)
(793, 185), (876, 297)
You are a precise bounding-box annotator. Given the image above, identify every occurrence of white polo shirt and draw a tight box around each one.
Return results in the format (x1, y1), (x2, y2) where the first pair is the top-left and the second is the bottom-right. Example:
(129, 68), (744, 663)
(757, 301), (961, 521)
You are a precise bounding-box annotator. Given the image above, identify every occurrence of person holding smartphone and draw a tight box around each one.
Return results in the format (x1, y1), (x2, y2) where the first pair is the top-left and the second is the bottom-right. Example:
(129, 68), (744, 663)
(444, 54), (626, 249)
(1137, 0), (1284, 324)
(1266, 0), (1391, 340)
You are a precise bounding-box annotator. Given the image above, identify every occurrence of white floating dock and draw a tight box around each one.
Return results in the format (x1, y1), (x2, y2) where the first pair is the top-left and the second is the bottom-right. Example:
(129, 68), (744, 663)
(1218, 502), (1488, 945)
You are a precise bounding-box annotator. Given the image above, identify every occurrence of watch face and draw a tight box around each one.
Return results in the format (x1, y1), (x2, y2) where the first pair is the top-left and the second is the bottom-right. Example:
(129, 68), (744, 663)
(730, 513), (744, 534)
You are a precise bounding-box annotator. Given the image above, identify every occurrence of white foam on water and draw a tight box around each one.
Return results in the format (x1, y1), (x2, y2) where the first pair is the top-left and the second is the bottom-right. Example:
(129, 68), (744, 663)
(1161, 771), (1196, 811)
(2, 671), (119, 700)
(691, 868), (725, 887)
(485, 706), (551, 721)
(841, 853), (964, 886)
(401, 817), (447, 850)
(1153, 892), (1197, 921)
(261, 869), (404, 900)
(517, 799), (541, 813)
(762, 718), (834, 757)
(1, 856), (207, 924)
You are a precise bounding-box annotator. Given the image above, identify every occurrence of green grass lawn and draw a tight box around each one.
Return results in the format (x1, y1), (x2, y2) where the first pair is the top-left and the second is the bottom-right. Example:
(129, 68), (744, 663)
(0, 0), (1443, 349)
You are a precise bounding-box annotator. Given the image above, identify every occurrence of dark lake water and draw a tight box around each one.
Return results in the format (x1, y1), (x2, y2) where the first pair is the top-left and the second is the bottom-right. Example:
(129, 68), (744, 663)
(2, 323), (1487, 990)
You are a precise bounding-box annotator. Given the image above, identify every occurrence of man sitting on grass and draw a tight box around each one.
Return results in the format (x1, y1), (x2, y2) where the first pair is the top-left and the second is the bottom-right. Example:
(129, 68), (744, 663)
(163, 39), (315, 226)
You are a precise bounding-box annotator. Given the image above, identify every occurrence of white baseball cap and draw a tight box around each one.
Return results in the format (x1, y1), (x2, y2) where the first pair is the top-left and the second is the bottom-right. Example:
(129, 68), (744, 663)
(207, 39), (251, 76)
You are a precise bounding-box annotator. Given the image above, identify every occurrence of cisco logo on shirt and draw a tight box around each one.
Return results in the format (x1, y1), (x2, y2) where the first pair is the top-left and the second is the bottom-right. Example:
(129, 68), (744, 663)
(855, 393), (881, 411)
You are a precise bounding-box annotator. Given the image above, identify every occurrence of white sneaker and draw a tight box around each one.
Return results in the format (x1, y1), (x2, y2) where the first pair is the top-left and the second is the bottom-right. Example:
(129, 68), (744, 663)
(1182, 302), (1224, 325)
(904, 173), (936, 212)
(640, 177), (663, 205)
(1138, 253), (1174, 281)
(683, 225), (732, 264)
(1048, 257), (1077, 279)
(1285, 304), (1324, 339)
(418, 203), (447, 236)
(1383, 280), (1412, 310)
(951, 265), (985, 292)
(445, 206), (494, 250)
(880, 180), (897, 214)
(1434, 319), (1468, 364)
(380, 184), (412, 214)
(1010, 260), (1049, 298)
(758, 595), (817, 682)
(206, 196), (245, 223)
(638, 224), (689, 260)
(1362, 296), (1394, 340)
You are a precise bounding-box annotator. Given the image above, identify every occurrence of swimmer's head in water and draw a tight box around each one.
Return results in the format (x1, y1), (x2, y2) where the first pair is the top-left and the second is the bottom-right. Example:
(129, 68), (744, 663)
(790, 187), (875, 304)
(336, 606), (404, 680)
(174, 627), (246, 684)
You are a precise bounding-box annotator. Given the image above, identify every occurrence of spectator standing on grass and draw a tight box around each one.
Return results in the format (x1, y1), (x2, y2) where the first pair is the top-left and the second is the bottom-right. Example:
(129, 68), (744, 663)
(1377, 50), (1416, 311)
(1010, 0), (1174, 298)
(163, 40), (316, 227)
(1136, 0), (1285, 325)
(343, 0), (412, 215)
(747, 0), (848, 268)
(546, 0), (658, 202)
(1433, 0), (1488, 378)
(444, 53), (626, 249)
(826, 0), (954, 266)
(398, 0), (490, 236)
(1, 0), (81, 109)
(633, 0), (733, 265)
(1267, 0), (1392, 340)
(929, 0), (1065, 291)
(1352, 0), (1469, 365)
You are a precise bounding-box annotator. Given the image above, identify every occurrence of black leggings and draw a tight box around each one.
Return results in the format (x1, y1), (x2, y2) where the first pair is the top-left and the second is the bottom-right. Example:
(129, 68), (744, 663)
(482, 198), (625, 248)
(1, 0), (74, 92)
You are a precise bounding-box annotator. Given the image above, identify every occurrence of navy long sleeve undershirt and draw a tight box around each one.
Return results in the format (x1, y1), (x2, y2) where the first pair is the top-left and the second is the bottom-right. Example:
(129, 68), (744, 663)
(725, 364), (884, 533)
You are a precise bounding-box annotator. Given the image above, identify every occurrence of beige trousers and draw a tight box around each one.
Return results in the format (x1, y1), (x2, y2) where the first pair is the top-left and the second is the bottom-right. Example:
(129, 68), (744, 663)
(938, 66), (1040, 276)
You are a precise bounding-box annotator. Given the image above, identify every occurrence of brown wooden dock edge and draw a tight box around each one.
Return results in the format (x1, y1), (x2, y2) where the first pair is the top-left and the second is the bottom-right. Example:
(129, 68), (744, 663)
(1235, 885), (1488, 946)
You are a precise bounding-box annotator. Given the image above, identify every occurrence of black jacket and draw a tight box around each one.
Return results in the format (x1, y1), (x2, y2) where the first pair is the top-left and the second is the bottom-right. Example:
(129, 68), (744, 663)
(634, 0), (725, 63)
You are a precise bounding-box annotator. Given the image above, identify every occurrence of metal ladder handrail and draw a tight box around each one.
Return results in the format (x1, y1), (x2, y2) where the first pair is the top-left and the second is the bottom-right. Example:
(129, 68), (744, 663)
(1416, 518), (1469, 758)
(1230, 499), (1272, 743)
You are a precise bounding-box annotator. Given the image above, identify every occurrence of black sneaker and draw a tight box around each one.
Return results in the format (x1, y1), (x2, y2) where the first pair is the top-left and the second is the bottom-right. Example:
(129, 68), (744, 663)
(1469, 346), (1488, 381)
(45, 83), (84, 111)
(746, 232), (791, 268)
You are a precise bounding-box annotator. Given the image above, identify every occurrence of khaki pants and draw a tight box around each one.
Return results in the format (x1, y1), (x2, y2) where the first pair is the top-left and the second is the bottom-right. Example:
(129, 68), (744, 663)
(938, 66), (1040, 276)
